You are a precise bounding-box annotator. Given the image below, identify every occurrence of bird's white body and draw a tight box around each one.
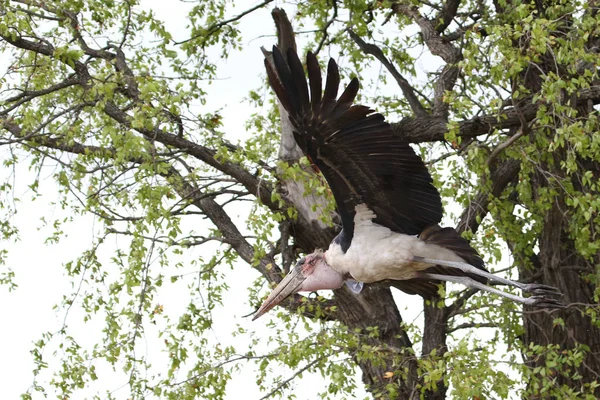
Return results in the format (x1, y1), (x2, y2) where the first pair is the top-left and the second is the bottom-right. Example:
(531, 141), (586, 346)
(325, 205), (466, 283)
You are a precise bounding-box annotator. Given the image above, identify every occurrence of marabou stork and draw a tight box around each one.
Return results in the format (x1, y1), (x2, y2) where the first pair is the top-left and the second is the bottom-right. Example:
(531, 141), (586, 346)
(253, 47), (562, 320)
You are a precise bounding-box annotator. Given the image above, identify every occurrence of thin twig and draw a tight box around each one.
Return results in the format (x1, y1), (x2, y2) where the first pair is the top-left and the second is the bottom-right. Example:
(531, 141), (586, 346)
(174, 0), (275, 45)
(258, 357), (324, 400)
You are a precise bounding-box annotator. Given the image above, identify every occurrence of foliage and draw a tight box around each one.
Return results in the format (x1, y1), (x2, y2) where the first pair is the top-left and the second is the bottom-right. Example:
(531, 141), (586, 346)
(1, 0), (599, 399)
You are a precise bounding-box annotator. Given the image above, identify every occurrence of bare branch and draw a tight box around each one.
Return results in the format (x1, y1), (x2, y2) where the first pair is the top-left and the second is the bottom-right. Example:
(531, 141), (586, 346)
(486, 128), (527, 166)
(392, 4), (462, 63)
(106, 229), (234, 247)
(314, 2), (338, 55)
(348, 30), (429, 117)
(279, 221), (294, 274)
(0, 76), (80, 115)
(435, 0), (461, 33)
(447, 322), (499, 333)
(456, 158), (521, 235)
(174, 0), (275, 46)
(259, 356), (325, 400)
(391, 3), (462, 117)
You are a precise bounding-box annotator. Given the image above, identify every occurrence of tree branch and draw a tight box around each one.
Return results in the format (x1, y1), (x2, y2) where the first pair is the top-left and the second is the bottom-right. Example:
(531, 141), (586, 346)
(447, 321), (499, 333)
(446, 288), (481, 318)
(391, 3), (462, 118)
(456, 158), (521, 235)
(174, 0), (275, 46)
(0, 76), (80, 115)
(258, 356), (326, 400)
(348, 30), (429, 118)
(393, 84), (600, 143)
(435, 0), (461, 33)
(162, 165), (339, 321)
(2, 113), (339, 321)
(313, 1), (338, 55)
(1, 118), (119, 158)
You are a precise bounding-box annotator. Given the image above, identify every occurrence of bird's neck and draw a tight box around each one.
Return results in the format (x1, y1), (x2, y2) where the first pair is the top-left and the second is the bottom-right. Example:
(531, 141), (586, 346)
(332, 228), (352, 253)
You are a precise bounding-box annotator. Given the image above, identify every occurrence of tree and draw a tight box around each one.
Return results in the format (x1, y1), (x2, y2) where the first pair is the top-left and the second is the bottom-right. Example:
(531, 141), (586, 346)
(1, 0), (599, 398)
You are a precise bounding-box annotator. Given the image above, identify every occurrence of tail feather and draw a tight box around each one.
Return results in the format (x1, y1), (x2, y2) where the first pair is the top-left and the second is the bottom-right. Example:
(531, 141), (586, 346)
(419, 225), (487, 284)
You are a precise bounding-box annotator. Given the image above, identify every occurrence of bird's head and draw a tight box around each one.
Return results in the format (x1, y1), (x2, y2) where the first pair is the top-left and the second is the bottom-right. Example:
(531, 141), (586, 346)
(252, 251), (344, 320)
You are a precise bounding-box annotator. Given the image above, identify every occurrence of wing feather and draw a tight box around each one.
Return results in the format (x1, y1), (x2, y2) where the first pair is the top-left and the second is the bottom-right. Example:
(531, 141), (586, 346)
(271, 47), (302, 118)
(266, 46), (443, 236)
(287, 48), (310, 117)
(264, 58), (293, 113)
(331, 78), (359, 119)
(306, 52), (322, 116)
(321, 58), (339, 115)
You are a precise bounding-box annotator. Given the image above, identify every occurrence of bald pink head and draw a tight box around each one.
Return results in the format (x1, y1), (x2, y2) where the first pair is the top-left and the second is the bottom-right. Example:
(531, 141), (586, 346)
(253, 251), (344, 320)
(297, 252), (345, 291)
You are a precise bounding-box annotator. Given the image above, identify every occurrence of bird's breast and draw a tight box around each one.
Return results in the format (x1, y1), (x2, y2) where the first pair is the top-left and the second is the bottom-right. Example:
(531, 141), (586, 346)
(325, 223), (432, 283)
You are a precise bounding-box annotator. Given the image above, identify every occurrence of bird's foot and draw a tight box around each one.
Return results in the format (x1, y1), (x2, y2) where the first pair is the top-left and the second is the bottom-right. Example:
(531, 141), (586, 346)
(520, 283), (562, 296)
(523, 295), (565, 309)
(519, 283), (564, 308)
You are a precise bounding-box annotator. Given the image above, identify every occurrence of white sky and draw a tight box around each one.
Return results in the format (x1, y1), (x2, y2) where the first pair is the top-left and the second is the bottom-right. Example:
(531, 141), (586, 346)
(0, 1), (519, 399)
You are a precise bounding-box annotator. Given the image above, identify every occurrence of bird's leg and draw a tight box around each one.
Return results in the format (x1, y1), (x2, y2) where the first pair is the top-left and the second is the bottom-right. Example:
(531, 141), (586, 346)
(345, 279), (364, 294)
(416, 272), (564, 308)
(412, 256), (561, 296)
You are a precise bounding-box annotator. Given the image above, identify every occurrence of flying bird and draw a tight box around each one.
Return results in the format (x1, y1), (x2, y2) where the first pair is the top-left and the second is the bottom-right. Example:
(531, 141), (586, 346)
(253, 47), (562, 320)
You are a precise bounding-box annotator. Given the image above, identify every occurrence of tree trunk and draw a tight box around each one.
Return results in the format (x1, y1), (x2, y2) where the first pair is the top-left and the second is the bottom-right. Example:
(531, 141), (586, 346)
(422, 303), (449, 400)
(521, 164), (600, 397)
(492, 0), (600, 393)
(334, 287), (422, 398)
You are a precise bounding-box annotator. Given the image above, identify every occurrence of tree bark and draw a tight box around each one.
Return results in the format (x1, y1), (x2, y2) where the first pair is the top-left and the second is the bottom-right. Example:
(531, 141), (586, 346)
(521, 161), (600, 396)
(500, 0), (600, 393)
(422, 303), (449, 400)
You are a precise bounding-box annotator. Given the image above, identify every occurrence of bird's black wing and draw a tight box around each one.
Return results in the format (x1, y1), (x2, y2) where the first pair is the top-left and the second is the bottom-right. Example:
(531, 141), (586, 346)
(265, 46), (442, 236)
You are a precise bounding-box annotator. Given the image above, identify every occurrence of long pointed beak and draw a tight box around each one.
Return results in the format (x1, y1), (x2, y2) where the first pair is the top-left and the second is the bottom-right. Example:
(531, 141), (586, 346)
(253, 267), (306, 320)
